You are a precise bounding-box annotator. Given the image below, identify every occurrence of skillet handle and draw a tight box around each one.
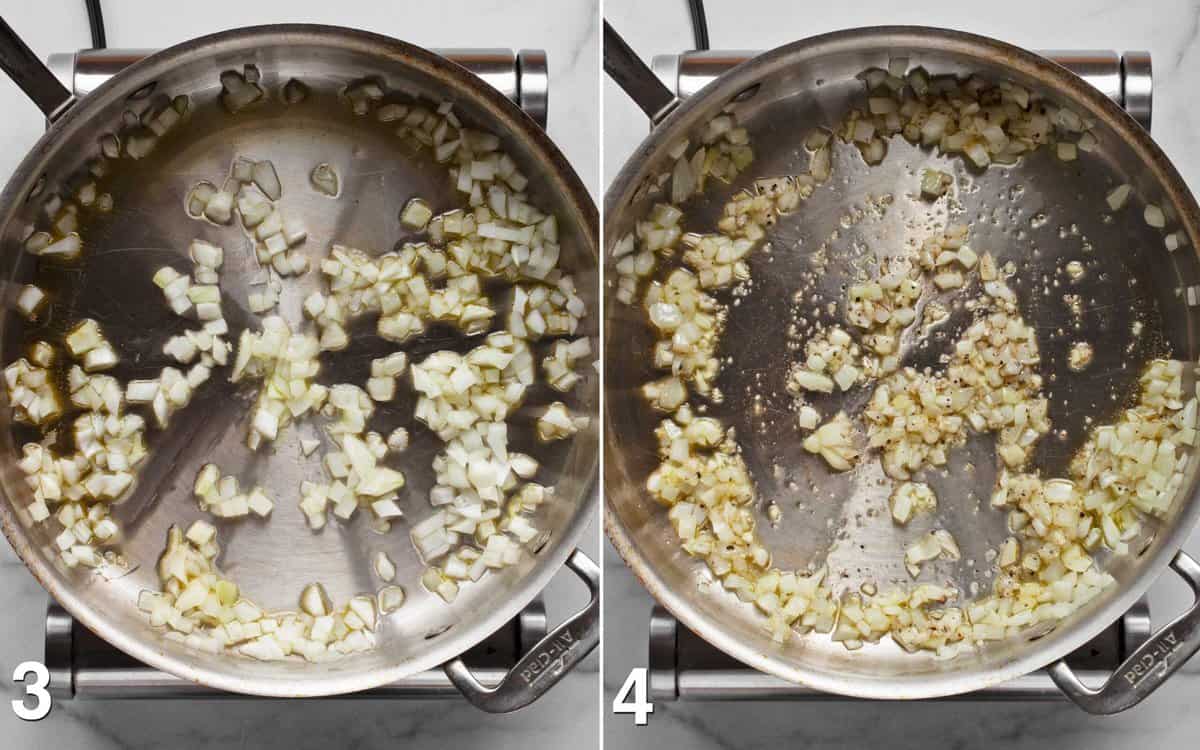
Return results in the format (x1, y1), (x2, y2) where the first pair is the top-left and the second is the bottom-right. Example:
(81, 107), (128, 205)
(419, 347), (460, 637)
(0, 16), (74, 120)
(443, 548), (599, 712)
(603, 20), (679, 124)
(1049, 551), (1200, 714)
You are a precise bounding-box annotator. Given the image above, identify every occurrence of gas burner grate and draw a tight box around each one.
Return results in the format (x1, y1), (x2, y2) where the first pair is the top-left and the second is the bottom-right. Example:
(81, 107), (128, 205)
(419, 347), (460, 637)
(647, 600), (1151, 701)
(45, 601), (547, 699)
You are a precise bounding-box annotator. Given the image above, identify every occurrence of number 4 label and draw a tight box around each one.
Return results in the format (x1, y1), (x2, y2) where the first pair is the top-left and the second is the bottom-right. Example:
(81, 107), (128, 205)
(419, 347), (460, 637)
(612, 667), (653, 725)
(12, 661), (51, 721)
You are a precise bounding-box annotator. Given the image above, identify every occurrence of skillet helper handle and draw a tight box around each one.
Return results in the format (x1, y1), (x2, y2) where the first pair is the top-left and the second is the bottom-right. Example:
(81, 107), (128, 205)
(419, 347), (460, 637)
(604, 20), (679, 124)
(0, 16), (74, 119)
(444, 549), (599, 712)
(1049, 551), (1200, 714)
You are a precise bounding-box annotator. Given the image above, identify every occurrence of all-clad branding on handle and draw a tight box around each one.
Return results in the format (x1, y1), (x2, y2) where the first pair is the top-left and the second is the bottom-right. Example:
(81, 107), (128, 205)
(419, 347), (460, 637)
(517, 629), (578, 686)
(445, 549), (599, 712)
(1121, 630), (1179, 687)
(1049, 551), (1200, 714)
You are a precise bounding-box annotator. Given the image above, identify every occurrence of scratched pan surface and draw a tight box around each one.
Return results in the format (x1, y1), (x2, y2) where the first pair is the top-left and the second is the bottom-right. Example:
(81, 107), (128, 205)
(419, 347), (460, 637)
(605, 27), (1200, 698)
(0, 26), (597, 697)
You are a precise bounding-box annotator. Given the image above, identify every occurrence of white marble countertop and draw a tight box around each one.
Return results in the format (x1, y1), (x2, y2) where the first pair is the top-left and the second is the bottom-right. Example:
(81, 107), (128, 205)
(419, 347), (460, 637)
(0, 0), (599, 747)
(604, 0), (1200, 747)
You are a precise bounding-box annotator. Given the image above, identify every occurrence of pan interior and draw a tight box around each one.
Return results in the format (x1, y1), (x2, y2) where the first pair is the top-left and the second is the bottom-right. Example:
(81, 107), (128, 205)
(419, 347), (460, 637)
(0, 28), (597, 696)
(605, 31), (1200, 696)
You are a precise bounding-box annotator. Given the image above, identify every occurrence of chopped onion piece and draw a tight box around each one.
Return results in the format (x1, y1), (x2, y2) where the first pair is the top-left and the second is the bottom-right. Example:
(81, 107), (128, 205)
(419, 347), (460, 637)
(39, 233), (83, 259)
(282, 78), (308, 105)
(252, 160), (282, 201)
(220, 70), (264, 112)
(1106, 183), (1132, 211)
(204, 191), (234, 224)
(310, 163), (339, 196)
(377, 585), (405, 613)
(300, 582), (331, 617)
(400, 198), (433, 231)
(372, 551), (396, 582)
(1144, 204), (1166, 228)
(16, 285), (47, 320)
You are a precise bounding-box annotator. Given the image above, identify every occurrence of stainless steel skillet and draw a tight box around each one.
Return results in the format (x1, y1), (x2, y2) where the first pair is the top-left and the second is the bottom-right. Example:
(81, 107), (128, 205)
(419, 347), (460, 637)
(604, 23), (1200, 712)
(0, 21), (598, 706)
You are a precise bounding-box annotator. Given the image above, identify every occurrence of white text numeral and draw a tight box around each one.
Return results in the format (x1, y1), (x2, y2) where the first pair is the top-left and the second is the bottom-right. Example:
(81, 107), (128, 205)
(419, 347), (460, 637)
(12, 661), (51, 721)
(612, 667), (653, 725)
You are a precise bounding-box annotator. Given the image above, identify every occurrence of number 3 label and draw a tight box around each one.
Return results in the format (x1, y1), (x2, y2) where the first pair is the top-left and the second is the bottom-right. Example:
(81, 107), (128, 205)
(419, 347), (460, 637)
(612, 667), (653, 725)
(12, 661), (51, 721)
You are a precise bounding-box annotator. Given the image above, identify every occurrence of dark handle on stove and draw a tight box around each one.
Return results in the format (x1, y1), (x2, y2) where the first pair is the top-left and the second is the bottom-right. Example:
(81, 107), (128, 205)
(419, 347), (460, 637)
(604, 20), (678, 124)
(1049, 550), (1200, 714)
(0, 15), (74, 120)
(444, 548), (599, 712)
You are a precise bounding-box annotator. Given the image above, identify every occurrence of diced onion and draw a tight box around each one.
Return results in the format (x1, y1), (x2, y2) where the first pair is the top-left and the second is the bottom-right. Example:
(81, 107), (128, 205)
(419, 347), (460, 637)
(310, 163), (339, 196)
